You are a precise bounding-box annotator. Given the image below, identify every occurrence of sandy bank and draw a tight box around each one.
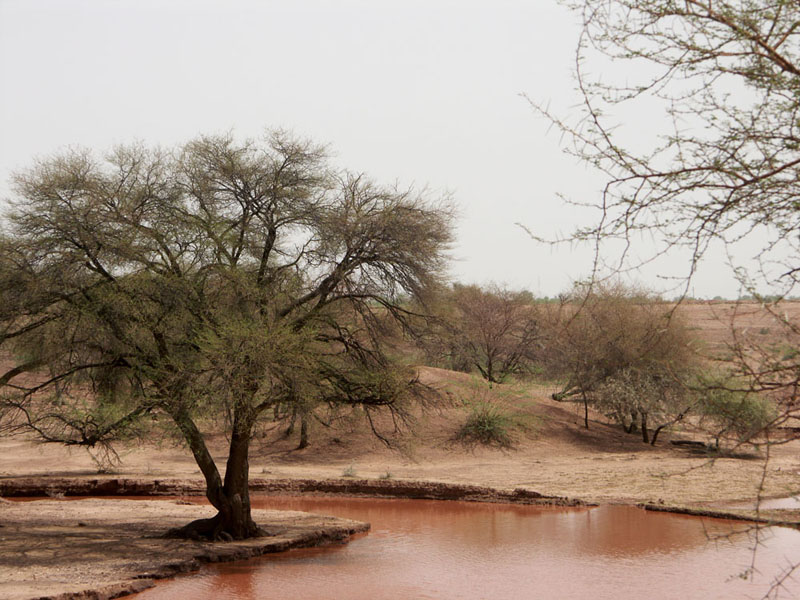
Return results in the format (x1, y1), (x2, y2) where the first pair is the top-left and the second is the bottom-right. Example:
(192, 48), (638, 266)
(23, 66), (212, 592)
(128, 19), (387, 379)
(0, 498), (368, 600)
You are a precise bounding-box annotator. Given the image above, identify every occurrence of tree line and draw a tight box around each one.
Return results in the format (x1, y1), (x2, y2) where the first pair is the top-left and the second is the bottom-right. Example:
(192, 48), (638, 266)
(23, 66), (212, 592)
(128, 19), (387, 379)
(416, 281), (777, 447)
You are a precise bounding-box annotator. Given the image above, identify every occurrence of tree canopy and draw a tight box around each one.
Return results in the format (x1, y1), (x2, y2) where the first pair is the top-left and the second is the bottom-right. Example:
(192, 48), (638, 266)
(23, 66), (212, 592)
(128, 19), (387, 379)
(420, 284), (540, 384)
(0, 131), (453, 539)
(545, 282), (695, 437)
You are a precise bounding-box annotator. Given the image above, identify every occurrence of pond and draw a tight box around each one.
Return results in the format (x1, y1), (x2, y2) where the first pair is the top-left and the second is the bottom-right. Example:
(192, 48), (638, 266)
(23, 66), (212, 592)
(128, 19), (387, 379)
(133, 496), (800, 600)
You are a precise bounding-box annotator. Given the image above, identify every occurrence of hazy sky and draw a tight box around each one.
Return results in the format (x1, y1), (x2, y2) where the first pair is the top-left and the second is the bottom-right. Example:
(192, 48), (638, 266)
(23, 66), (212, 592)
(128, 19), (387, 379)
(0, 0), (759, 298)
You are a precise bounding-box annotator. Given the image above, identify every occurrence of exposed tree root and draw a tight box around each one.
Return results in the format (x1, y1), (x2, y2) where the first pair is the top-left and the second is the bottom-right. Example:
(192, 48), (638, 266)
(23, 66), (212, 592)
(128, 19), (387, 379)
(164, 514), (269, 541)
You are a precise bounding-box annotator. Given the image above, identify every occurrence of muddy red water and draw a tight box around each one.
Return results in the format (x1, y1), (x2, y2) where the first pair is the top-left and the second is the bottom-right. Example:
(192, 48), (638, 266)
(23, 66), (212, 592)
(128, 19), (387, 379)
(133, 496), (800, 600)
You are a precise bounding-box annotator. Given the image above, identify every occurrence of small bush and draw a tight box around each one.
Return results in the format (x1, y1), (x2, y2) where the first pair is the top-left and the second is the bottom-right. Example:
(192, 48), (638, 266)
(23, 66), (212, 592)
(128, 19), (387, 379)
(781, 346), (799, 361)
(696, 376), (776, 449)
(342, 464), (357, 478)
(457, 402), (513, 447)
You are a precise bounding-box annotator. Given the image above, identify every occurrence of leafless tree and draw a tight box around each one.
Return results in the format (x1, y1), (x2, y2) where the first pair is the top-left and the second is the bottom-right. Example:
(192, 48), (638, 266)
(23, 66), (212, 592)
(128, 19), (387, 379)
(422, 284), (541, 384)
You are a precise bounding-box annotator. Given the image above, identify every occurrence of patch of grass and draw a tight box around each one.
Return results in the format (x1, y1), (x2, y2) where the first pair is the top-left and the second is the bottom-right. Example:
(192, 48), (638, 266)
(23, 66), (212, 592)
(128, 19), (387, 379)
(379, 470), (393, 480)
(456, 402), (513, 447)
(781, 346), (799, 361)
(342, 464), (357, 478)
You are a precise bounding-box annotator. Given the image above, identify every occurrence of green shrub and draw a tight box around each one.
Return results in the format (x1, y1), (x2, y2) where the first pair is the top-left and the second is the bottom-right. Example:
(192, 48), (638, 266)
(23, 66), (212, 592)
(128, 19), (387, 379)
(696, 376), (776, 449)
(456, 402), (513, 447)
(781, 346), (799, 361)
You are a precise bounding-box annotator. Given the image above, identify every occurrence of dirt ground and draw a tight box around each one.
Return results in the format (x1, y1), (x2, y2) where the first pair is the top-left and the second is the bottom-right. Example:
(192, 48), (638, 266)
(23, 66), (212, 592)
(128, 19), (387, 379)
(1, 301), (799, 599)
(2, 412), (798, 600)
(3, 364), (798, 507)
(6, 395), (800, 506)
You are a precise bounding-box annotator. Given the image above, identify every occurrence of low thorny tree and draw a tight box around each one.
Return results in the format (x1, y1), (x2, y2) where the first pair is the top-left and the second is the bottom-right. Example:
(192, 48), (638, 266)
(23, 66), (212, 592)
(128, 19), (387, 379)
(545, 282), (697, 438)
(419, 284), (541, 385)
(0, 131), (452, 540)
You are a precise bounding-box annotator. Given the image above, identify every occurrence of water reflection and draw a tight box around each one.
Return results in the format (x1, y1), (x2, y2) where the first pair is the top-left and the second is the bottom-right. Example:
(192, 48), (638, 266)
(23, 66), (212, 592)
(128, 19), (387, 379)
(134, 496), (800, 600)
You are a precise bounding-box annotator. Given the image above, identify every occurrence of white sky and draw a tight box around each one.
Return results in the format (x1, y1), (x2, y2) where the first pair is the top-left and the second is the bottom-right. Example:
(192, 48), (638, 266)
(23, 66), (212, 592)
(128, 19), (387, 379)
(0, 0), (762, 298)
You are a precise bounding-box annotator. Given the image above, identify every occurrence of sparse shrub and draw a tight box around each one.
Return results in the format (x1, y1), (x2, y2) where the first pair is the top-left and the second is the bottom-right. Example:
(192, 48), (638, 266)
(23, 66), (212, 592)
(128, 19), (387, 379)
(379, 471), (393, 480)
(781, 346), (799, 361)
(696, 375), (776, 450)
(342, 464), (357, 478)
(457, 402), (512, 447)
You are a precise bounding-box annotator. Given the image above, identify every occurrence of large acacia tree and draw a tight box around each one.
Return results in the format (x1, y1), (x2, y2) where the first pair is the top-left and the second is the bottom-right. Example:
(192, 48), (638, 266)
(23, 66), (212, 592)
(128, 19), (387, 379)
(0, 131), (452, 540)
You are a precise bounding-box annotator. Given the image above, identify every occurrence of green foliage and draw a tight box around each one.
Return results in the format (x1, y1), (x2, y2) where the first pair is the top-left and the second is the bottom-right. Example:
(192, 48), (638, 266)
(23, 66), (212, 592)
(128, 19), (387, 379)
(546, 282), (695, 392)
(696, 375), (776, 448)
(456, 402), (513, 447)
(542, 281), (697, 439)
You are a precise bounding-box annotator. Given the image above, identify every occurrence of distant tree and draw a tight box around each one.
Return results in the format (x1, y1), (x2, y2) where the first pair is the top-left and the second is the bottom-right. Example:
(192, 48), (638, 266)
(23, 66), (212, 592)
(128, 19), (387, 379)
(0, 132), (452, 540)
(422, 284), (541, 384)
(546, 282), (695, 434)
(594, 365), (692, 444)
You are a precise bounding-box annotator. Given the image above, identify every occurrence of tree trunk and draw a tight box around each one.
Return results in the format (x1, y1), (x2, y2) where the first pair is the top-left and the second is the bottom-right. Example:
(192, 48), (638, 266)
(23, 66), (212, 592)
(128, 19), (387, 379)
(216, 417), (261, 539)
(285, 406), (296, 437)
(640, 412), (649, 444)
(169, 407), (263, 540)
(650, 423), (668, 446)
(297, 415), (309, 449)
(581, 392), (589, 429)
(627, 410), (638, 433)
